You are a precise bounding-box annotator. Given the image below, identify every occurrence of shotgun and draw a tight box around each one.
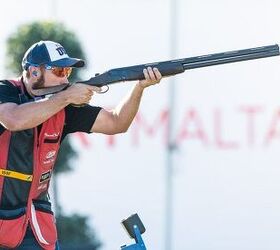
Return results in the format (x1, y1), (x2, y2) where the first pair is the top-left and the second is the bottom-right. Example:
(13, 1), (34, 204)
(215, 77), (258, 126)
(32, 44), (279, 96)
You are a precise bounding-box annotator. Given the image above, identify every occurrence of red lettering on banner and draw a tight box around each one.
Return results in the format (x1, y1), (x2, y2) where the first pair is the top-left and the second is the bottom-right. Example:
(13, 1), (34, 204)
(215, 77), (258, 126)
(239, 106), (263, 146)
(264, 108), (280, 145)
(214, 109), (238, 149)
(73, 105), (280, 150)
(176, 108), (208, 146)
(131, 110), (169, 145)
(75, 132), (91, 147)
(107, 135), (115, 147)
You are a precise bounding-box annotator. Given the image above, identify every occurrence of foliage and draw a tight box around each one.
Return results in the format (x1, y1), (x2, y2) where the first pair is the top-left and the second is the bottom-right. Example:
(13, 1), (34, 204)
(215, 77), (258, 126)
(6, 21), (86, 82)
(56, 214), (102, 249)
(54, 136), (78, 174)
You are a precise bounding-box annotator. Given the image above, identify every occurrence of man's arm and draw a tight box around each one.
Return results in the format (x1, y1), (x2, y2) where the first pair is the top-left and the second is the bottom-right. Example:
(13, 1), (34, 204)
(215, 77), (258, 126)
(91, 67), (162, 134)
(0, 84), (96, 131)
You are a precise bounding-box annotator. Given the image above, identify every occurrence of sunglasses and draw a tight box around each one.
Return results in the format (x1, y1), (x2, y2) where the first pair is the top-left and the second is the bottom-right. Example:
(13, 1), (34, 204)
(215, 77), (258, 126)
(44, 65), (72, 78)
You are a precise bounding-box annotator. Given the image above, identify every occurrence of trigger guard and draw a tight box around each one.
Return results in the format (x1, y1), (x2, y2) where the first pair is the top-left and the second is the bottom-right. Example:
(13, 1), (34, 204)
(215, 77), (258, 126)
(98, 85), (109, 94)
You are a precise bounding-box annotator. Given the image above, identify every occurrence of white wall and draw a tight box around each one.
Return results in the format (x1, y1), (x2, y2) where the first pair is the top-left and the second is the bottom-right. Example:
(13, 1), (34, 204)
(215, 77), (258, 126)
(1, 1), (280, 250)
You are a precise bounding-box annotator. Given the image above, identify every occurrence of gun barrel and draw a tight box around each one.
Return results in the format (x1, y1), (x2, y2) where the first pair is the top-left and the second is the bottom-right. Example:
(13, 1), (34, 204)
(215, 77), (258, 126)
(181, 44), (279, 70)
(79, 44), (279, 87)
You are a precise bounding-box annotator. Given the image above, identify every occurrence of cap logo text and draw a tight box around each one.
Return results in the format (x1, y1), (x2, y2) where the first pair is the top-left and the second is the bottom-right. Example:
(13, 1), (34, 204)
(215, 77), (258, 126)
(56, 47), (66, 56)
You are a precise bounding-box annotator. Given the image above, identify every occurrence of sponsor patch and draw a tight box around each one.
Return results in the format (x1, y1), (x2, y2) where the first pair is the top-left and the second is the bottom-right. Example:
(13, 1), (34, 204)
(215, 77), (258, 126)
(39, 170), (52, 183)
(44, 132), (60, 138)
(43, 150), (57, 165)
(46, 150), (56, 159)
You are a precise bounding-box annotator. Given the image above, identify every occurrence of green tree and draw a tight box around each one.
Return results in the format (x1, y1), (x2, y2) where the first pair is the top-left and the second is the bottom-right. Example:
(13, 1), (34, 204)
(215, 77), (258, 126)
(5, 21), (101, 249)
(56, 214), (101, 249)
(6, 21), (85, 82)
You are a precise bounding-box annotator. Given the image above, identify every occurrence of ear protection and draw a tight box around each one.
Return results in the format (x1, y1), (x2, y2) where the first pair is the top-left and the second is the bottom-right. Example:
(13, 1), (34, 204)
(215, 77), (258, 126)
(32, 71), (38, 77)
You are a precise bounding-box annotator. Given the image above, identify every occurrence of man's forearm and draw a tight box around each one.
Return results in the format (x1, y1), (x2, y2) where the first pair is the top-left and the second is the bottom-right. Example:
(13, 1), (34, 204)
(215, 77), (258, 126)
(112, 83), (145, 132)
(0, 92), (70, 131)
(90, 67), (161, 135)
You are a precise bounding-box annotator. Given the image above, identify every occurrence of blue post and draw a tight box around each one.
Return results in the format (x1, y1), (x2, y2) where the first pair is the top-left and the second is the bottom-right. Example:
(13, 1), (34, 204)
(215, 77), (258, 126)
(120, 225), (146, 250)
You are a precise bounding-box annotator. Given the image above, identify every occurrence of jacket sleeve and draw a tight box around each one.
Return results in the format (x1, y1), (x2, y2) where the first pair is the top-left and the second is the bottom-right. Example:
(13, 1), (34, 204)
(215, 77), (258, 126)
(0, 80), (20, 104)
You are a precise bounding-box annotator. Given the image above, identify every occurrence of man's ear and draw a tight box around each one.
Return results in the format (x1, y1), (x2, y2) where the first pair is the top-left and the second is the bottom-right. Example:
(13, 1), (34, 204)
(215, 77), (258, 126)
(29, 66), (40, 77)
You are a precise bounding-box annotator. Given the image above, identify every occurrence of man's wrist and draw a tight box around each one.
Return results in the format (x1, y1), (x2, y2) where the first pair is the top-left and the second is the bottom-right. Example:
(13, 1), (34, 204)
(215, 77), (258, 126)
(50, 90), (70, 105)
(136, 82), (145, 91)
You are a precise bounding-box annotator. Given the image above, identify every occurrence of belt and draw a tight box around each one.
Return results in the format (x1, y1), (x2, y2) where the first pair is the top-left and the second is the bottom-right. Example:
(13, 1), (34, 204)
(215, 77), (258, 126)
(0, 169), (33, 182)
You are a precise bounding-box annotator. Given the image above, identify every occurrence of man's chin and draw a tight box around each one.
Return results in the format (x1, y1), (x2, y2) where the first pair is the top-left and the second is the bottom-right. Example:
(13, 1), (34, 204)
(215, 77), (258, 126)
(31, 76), (45, 90)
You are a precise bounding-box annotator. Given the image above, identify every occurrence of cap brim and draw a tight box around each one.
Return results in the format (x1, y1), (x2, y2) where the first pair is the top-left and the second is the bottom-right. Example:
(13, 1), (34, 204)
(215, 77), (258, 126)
(49, 57), (85, 68)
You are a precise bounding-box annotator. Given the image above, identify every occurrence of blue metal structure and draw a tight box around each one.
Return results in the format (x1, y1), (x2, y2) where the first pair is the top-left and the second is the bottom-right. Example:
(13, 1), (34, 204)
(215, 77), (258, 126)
(120, 225), (146, 250)
(120, 214), (147, 250)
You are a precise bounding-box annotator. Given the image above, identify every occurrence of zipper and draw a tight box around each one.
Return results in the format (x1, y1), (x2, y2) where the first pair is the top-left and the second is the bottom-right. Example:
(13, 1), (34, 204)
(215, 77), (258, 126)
(26, 126), (38, 227)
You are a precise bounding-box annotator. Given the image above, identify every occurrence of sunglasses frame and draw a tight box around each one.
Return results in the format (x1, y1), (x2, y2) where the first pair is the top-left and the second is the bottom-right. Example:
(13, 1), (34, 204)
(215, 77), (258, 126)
(44, 65), (72, 78)
(27, 63), (72, 78)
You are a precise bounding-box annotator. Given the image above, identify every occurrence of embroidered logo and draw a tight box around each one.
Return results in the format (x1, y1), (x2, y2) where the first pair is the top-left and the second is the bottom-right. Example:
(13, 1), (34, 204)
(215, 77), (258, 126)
(43, 150), (57, 165)
(44, 132), (60, 137)
(46, 150), (56, 159)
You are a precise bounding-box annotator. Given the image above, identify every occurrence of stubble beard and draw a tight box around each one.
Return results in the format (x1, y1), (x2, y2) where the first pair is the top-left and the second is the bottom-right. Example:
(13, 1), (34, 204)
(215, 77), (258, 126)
(32, 74), (45, 90)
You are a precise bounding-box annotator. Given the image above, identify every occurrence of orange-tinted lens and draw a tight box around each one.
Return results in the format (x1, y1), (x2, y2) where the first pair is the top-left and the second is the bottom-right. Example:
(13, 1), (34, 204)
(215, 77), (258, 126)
(51, 67), (72, 78)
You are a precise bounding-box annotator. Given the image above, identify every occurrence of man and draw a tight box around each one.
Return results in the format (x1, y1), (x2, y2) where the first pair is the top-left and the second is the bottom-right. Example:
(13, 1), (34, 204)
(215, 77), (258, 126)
(0, 40), (162, 250)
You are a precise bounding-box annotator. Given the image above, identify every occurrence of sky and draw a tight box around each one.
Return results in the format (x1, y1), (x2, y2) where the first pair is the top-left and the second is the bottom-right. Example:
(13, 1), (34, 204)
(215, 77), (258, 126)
(1, 1), (280, 250)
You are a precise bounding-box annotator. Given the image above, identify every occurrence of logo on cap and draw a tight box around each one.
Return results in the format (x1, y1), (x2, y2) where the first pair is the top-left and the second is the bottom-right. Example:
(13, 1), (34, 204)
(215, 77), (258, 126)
(56, 46), (67, 56)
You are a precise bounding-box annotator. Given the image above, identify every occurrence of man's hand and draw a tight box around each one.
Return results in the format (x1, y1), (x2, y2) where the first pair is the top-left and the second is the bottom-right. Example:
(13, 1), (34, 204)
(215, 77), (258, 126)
(60, 83), (102, 105)
(138, 67), (162, 89)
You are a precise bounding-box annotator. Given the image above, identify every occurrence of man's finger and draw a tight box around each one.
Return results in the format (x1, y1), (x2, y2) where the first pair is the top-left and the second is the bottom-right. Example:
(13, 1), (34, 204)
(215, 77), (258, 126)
(92, 86), (103, 93)
(153, 68), (162, 81)
(147, 67), (157, 81)
(143, 68), (150, 80)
